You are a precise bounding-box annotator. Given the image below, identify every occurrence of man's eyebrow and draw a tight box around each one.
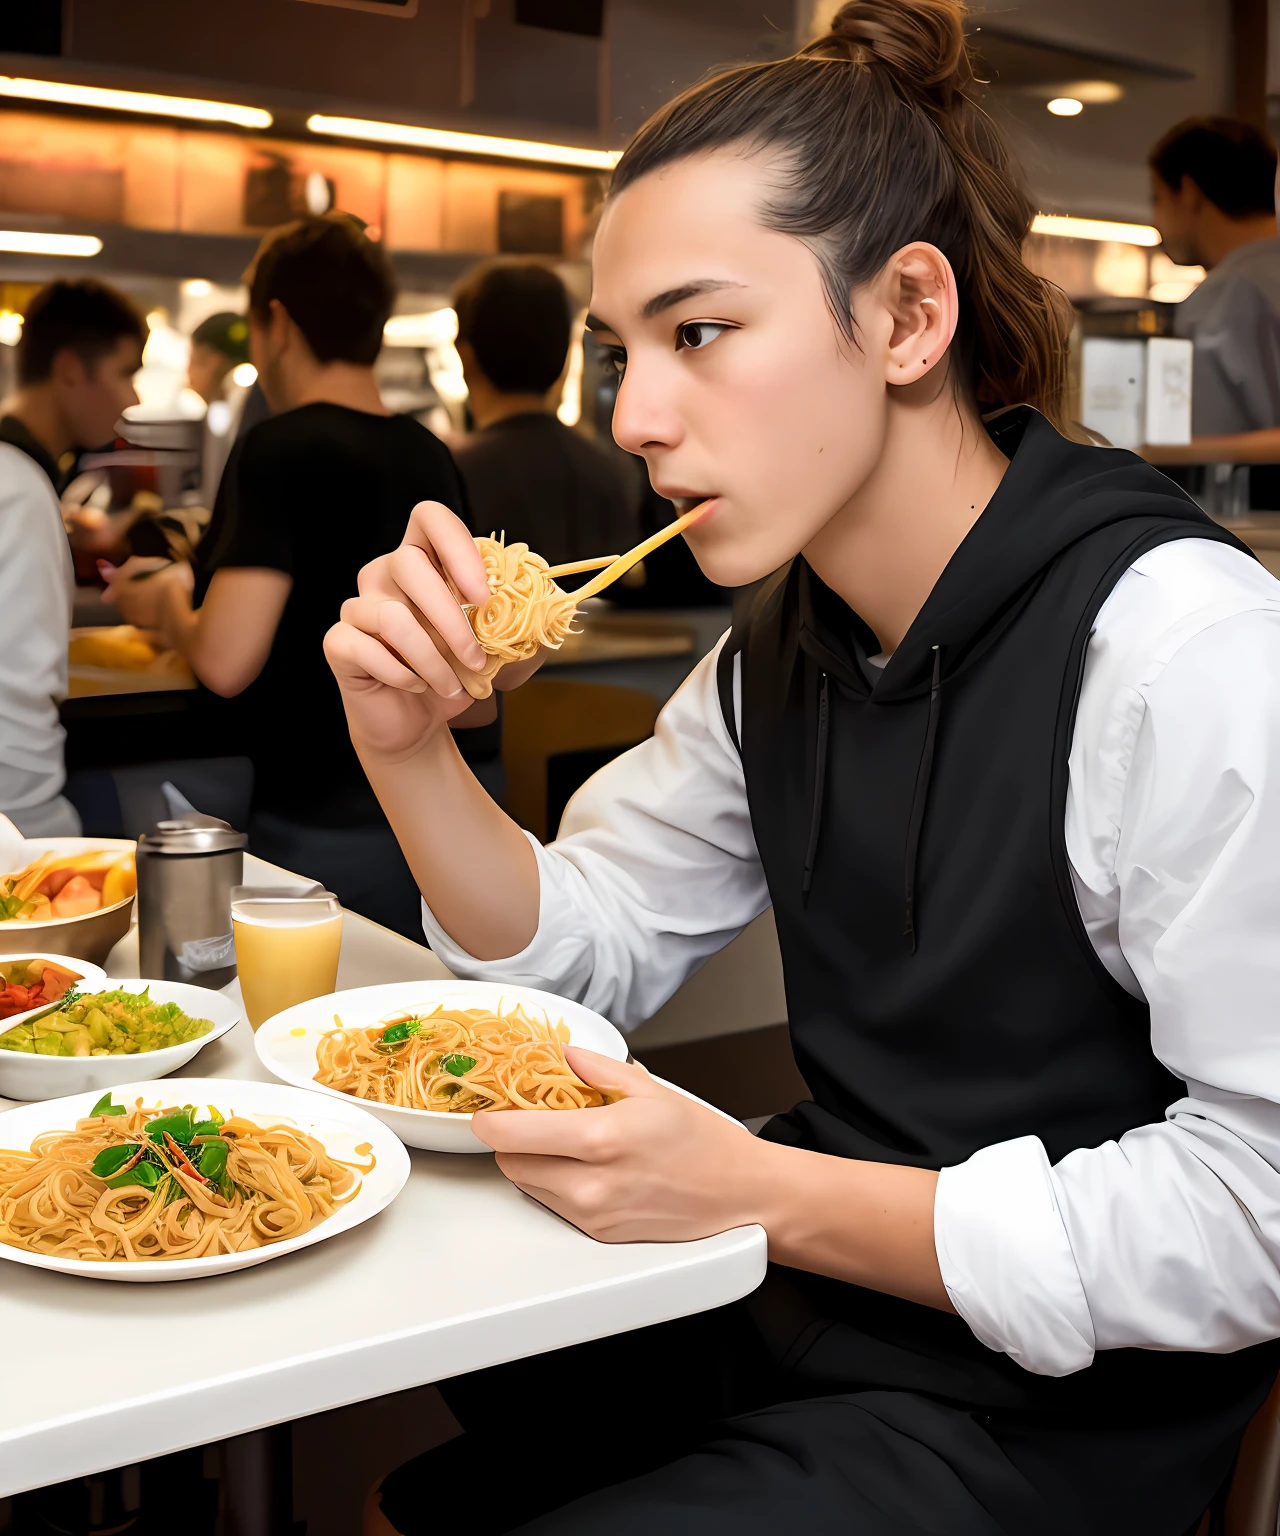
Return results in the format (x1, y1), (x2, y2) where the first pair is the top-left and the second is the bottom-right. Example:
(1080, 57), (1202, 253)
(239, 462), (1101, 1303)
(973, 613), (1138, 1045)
(641, 279), (743, 320)
(585, 279), (745, 335)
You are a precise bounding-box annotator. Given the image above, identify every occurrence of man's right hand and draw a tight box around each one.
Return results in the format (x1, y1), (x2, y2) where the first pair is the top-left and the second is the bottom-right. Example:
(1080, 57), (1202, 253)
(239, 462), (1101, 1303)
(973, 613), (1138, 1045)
(324, 501), (539, 763)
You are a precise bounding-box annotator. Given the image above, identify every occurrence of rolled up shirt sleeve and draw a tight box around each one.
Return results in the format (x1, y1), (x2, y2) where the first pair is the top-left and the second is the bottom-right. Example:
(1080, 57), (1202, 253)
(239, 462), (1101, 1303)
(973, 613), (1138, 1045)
(936, 605), (1280, 1375)
(420, 637), (771, 1027)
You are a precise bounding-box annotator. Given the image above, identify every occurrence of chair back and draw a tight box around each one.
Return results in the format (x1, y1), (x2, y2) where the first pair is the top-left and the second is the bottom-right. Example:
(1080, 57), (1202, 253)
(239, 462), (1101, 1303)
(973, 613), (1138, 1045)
(502, 677), (658, 840)
(1223, 1370), (1280, 1536)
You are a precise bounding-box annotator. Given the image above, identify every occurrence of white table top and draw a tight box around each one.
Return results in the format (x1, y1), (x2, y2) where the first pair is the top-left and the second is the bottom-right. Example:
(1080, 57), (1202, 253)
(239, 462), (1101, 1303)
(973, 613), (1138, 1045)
(0, 860), (766, 1498)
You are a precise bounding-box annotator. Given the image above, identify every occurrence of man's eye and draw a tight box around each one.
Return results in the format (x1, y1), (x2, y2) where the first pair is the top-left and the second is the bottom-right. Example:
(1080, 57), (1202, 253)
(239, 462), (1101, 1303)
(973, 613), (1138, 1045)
(603, 347), (627, 377)
(676, 321), (730, 352)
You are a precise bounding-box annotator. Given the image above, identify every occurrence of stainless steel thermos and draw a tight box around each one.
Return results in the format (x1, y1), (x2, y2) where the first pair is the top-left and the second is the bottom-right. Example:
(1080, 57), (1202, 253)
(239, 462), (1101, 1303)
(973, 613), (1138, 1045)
(136, 813), (247, 988)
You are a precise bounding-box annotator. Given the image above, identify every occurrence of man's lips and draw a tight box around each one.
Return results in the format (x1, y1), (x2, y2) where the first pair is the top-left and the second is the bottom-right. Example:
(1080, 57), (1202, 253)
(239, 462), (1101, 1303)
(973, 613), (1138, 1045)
(669, 494), (720, 520)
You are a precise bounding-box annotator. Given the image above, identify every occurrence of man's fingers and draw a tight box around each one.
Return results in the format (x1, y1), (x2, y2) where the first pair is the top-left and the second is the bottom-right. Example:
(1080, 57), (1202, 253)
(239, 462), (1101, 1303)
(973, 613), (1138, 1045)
(340, 595), (469, 699)
(404, 501), (491, 606)
(387, 544), (487, 671)
(564, 1047), (664, 1099)
(472, 1101), (621, 1158)
(323, 621), (428, 693)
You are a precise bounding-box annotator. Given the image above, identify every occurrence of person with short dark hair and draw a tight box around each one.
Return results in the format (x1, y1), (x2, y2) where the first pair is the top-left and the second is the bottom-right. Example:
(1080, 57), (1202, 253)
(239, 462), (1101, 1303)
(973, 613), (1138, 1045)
(452, 259), (640, 568)
(0, 278), (144, 834)
(186, 310), (253, 506)
(105, 214), (475, 934)
(1150, 116), (1280, 435)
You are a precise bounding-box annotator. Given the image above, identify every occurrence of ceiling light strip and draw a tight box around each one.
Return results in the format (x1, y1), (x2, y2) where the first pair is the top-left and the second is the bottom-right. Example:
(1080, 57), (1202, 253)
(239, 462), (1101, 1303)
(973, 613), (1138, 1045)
(1030, 213), (1161, 247)
(0, 76), (272, 129)
(0, 230), (103, 257)
(307, 113), (620, 170)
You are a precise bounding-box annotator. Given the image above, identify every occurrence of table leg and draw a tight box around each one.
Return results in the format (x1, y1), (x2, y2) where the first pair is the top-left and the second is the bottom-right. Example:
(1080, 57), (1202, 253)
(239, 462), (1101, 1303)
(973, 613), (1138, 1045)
(217, 1426), (297, 1536)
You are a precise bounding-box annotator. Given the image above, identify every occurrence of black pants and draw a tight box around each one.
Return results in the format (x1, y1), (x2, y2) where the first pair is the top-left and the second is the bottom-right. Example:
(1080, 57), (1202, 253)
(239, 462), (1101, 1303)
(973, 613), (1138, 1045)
(375, 1301), (1251, 1536)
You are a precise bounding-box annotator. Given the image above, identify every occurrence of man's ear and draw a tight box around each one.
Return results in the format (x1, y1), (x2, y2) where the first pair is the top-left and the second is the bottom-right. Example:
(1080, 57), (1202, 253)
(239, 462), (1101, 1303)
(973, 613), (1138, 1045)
(455, 339), (479, 384)
(267, 298), (294, 353)
(881, 241), (960, 388)
(49, 346), (90, 391)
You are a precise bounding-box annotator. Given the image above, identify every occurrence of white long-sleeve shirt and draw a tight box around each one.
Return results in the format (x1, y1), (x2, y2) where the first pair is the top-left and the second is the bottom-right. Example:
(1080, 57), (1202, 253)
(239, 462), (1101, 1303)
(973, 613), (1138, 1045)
(0, 443), (78, 836)
(421, 536), (1280, 1379)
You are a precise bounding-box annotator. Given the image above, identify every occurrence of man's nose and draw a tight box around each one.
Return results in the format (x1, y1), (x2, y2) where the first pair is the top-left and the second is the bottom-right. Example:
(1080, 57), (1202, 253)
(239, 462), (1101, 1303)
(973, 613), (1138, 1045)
(611, 368), (682, 456)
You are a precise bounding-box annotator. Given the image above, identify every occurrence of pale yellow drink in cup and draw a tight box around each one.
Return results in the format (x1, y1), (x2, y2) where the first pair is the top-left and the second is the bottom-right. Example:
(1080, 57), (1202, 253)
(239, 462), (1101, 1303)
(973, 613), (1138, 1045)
(231, 889), (342, 1030)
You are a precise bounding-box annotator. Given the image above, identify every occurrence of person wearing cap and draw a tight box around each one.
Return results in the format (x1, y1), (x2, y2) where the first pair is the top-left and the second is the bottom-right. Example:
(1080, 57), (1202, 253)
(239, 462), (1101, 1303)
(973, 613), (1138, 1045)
(187, 310), (254, 507)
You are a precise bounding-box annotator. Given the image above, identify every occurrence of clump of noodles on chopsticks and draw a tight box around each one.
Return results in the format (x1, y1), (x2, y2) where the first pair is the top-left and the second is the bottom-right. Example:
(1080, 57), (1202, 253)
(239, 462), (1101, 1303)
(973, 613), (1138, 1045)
(467, 536), (580, 690)
(460, 505), (709, 698)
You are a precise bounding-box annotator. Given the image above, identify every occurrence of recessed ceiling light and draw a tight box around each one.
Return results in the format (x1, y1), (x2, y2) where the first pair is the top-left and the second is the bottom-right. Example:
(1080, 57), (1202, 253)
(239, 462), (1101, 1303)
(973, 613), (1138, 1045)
(1048, 97), (1084, 116)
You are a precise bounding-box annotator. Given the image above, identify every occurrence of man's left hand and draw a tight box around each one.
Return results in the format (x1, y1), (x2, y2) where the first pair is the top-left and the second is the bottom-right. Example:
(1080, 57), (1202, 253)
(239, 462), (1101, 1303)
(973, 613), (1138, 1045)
(472, 1047), (769, 1243)
(101, 557), (193, 631)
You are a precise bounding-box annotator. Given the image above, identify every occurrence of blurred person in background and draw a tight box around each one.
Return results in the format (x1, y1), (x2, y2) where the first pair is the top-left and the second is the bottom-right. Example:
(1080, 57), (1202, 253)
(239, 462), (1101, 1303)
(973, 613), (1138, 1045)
(0, 279), (143, 835)
(1150, 116), (1280, 436)
(452, 259), (640, 566)
(186, 310), (252, 508)
(105, 214), (473, 935)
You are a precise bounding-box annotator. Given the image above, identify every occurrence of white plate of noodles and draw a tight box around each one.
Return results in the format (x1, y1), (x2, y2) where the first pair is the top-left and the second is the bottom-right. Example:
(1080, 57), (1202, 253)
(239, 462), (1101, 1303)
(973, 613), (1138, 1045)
(0, 1077), (410, 1281)
(254, 981), (629, 1153)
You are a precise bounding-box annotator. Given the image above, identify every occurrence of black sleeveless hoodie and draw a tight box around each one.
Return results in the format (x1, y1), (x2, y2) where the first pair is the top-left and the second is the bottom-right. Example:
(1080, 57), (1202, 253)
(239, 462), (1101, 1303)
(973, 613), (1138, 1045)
(719, 407), (1280, 1421)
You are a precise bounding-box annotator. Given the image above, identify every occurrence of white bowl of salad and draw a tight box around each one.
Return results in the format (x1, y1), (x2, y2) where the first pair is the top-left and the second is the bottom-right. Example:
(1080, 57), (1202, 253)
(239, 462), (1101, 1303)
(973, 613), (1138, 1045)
(0, 979), (242, 1102)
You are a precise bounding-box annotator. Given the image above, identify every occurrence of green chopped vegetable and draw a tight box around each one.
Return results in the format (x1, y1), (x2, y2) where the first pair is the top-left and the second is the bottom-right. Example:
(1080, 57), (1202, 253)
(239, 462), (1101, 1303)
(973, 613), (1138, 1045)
(0, 989), (215, 1057)
(146, 1108), (194, 1146)
(197, 1139), (229, 1182)
(90, 1092), (126, 1118)
(107, 1160), (162, 1191)
(90, 1143), (143, 1178)
(378, 1019), (422, 1048)
(442, 1053), (476, 1077)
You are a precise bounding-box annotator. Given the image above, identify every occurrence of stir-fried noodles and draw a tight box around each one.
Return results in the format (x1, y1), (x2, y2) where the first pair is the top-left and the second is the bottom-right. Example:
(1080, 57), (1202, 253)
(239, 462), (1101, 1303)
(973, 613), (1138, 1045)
(316, 1004), (612, 1113)
(0, 1094), (366, 1261)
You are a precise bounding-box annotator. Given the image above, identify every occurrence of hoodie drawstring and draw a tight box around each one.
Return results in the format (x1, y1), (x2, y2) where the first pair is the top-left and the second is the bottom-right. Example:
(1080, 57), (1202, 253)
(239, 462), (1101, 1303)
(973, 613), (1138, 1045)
(801, 670), (830, 905)
(903, 645), (943, 953)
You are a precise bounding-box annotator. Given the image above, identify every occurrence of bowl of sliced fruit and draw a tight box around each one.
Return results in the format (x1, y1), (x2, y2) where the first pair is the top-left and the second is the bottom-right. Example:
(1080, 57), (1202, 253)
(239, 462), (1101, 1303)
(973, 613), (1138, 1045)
(0, 837), (137, 966)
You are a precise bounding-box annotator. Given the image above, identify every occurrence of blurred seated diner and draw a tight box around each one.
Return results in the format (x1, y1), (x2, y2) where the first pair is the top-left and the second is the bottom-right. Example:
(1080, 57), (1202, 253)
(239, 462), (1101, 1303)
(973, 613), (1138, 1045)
(452, 258), (641, 568)
(0, 278), (144, 836)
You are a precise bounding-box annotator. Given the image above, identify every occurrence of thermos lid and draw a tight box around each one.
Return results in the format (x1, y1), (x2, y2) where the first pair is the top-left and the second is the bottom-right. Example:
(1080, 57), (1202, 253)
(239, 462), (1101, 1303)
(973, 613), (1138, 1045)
(138, 812), (247, 856)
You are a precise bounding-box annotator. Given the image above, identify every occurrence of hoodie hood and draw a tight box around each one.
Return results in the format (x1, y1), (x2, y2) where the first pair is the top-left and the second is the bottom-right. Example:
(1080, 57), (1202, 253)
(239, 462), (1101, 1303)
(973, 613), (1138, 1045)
(796, 407), (1225, 703)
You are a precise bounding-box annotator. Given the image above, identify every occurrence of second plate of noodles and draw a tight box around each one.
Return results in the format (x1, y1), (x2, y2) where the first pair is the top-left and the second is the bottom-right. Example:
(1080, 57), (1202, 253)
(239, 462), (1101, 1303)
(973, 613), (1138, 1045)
(255, 981), (629, 1153)
(0, 1078), (410, 1281)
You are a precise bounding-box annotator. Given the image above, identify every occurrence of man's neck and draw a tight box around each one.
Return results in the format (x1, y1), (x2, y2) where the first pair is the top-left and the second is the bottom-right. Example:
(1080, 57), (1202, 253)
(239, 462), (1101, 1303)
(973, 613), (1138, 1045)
(468, 388), (551, 432)
(4, 386), (72, 462)
(802, 380), (1008, 655)
(1199, 212), (1278, 271)
(286, 361), (388, 416)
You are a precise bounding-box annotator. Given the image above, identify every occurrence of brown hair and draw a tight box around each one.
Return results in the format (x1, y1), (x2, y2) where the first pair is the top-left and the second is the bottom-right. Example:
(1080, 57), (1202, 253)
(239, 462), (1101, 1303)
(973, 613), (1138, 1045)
(610, 0), (1070, 426)
(245, 212), (394, 366)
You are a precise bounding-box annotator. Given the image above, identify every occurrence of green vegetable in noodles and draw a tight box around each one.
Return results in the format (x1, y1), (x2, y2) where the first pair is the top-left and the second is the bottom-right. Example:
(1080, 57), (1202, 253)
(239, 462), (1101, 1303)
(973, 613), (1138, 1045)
(442, 1053), (476, 1077)
(90, 1143), (143, 1178)
(90, 1092), (127, 1118)
(196, 1139), (229, 1182)
(146, 1108), (194, 1146)
(377, 1019), (422, 1049)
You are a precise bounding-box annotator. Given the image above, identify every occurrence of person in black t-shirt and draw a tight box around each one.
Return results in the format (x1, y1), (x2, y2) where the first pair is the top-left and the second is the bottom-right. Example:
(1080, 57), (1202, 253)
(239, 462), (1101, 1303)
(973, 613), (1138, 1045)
(452, 260), (640, 565)
(105, 214), (481, 936)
